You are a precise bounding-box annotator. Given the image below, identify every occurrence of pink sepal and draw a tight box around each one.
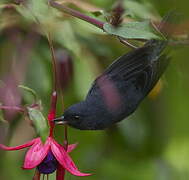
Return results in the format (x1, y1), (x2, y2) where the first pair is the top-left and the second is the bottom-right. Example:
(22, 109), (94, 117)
(67, 143), (78, 153)
(23, 137), (50, 169)
(50, 138), (91, 176)
(0, 138), (37, 151)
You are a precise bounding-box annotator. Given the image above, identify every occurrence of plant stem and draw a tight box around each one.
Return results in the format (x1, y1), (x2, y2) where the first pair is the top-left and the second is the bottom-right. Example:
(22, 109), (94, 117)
(59, 88), (68, 150)
(48, 91), (57, 137)
(0, 105), (25, 112)
(64, 125), (68, 150)
(33, 169), (41, 180)
(48, 33), (58, 92)
(47, 33), (58, 136)
(49, 0), (104, 30)
(56, 164), (65, 180)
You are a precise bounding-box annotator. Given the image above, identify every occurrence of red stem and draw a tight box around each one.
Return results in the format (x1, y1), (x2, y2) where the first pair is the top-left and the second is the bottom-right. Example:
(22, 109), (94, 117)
(33, 169), (41, 180)
(48, 91), (57, 137)
(64, 125), (68, 150)
(56, 164), (65, 180)
(49, 0), (104, 29)
(47, 33), (58, 137)
(48, 33), (58, 92)
(58, 88), (68, 150)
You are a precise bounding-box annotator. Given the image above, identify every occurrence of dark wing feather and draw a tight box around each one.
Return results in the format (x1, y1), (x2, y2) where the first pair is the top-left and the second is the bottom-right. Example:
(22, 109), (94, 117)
(146, 54), (170, 91)
(86, 40), (168, 99)
(86, 45), (151, 98)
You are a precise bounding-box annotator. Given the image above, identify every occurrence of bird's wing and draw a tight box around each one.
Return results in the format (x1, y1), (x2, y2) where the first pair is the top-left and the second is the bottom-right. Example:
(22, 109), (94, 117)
(86, 41), (169, 99)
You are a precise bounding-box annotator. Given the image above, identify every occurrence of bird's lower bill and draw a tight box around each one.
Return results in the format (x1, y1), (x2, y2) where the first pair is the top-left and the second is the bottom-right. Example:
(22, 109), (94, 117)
(53, 116), (67, 125)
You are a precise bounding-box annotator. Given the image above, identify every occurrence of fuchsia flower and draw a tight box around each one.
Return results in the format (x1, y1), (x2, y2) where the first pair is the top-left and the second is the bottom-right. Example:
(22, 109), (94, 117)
(0, 137), (84, 176)
(0, 92), (91, 179)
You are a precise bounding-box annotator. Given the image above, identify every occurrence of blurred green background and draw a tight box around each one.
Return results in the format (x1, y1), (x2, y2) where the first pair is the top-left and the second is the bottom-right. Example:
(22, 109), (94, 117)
(0, 0), (189, 179)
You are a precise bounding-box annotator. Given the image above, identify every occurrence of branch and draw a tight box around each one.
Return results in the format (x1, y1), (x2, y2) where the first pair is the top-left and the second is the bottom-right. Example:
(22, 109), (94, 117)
(48, 0), (104, 30)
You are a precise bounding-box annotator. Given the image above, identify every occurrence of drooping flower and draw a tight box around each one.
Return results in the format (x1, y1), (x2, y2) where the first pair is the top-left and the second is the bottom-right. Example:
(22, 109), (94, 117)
(0, 137), (89, 178)
(0, 92), (91, 179)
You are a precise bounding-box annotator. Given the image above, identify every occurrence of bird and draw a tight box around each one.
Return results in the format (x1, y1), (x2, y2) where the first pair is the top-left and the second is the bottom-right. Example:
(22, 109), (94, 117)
(53, 38), (170, 130)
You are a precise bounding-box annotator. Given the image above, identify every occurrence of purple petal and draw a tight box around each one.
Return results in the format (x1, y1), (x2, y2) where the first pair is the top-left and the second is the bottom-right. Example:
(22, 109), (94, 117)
(37, 151), (58, 174)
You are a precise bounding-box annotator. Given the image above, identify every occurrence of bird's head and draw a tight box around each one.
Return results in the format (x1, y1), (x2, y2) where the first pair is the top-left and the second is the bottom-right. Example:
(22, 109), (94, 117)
(53, 101), (93, 130)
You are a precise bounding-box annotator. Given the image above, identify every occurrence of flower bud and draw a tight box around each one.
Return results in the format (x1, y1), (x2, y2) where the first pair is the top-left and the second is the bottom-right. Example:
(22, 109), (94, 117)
(55, 50), (73, 91)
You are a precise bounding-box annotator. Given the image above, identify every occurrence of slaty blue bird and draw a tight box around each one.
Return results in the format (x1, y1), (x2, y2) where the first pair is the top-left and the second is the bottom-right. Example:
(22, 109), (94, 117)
(54, 16), (172, 130)
(54, 11), (178, 130)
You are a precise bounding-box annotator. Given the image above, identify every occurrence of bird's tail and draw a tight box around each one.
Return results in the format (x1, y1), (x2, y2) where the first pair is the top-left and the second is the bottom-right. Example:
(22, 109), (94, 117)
(144, 42), (170, 94)
(144, 11), (178, 92)
(145, 10), (178, 55)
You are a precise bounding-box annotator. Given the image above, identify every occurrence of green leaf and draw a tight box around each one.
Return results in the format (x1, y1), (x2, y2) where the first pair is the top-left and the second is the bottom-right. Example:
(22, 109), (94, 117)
(15, 0), (61, 32)
(0, 112), (9, 139)
(54, 21), (81, 55)
(0, 117), (8, 125)
(91, 10), (104, 17)
(124, 0), (160, 20)
(0, 103), (5, 123)
(27, 107), (48, 142)
(103, 21), (162, 40)
(18, 85), (38, 102)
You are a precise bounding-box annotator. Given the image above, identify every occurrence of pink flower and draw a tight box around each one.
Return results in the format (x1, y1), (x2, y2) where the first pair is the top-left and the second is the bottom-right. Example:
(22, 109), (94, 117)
(0, 92), (91, 179)
(0, 137), (90, 178)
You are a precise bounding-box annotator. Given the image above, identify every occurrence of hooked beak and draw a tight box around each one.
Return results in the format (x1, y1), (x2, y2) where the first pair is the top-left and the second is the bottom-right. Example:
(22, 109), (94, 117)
(53, 116), (67, 125)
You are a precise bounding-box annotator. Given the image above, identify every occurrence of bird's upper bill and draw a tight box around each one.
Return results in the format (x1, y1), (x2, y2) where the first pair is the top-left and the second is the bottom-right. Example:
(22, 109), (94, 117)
(53, 116), (67, 125)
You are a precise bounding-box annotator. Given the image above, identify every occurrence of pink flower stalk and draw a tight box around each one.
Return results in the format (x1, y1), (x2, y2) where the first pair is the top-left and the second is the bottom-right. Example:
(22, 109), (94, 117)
(0, 92), (91, 179)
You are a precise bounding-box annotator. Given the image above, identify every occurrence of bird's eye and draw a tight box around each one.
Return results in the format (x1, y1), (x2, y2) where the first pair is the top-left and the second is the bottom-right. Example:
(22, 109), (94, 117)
(74, 115), (80, 120)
